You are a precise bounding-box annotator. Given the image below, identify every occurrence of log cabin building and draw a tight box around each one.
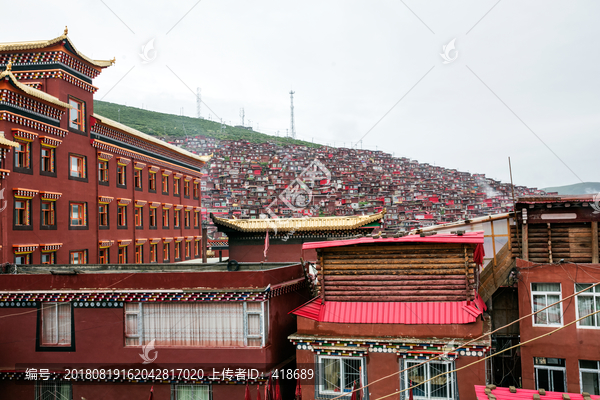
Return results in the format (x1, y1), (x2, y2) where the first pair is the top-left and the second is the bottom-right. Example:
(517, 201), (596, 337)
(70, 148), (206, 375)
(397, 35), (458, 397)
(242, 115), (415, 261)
(289, 232), (491, 400)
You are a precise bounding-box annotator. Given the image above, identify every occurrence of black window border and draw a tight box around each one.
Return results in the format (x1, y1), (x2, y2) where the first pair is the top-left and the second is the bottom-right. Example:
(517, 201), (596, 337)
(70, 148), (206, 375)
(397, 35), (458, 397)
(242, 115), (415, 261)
(40, 199), (57, 231)
(162, 175), (169, 195)
(173, 178), (181, 197)
(174, 209), (181, 228)
(67, 153), (88, 183)
(193, 182), (200, 200)
(148, 172), (157, 194)
(117, 205), (128, 230)
(13, 140), (33, 175)
(99, 203), (110, 230)
(134, 169), (143, 192)
(98, 159), (109, 187)
(118, 246), (128, 264)
(184, 210), (191, 229)
(163, 243), (170, 262)
(98, 247), (110, 264)
(13, 197), (33, 231)
(67, 95), (88, 137)
(36, 302), (76, 352)
(162, 209), (170, 229)
(40, 146), (57, 178)
(150, 243), (158, 264)
(149, 207), (158, 230)
(135, 207), (144, 230)
(116, 165), (127, 189)
(68, 201), (89, 230)
(174, 241), (182, 262)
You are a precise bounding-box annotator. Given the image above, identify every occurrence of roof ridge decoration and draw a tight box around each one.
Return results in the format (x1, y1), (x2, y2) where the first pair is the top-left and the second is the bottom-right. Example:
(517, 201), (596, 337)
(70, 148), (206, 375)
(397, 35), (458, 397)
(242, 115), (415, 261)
(92, 113), (212, 164)
(0, 28), (115, 68)
(0, 69), (71, 109)
(211, 209), (385, 233)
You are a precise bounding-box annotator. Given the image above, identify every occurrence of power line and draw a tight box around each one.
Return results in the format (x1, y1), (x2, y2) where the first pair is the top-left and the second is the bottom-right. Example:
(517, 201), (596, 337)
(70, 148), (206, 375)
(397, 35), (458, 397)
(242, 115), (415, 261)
(331, 276), (600, 400)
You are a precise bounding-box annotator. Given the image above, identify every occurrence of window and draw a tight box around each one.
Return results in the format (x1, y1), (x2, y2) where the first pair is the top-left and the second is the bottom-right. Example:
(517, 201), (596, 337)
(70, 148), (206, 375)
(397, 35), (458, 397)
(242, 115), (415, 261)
(69, 97), (85, 132)
(36, 382), (72, 399)
(117, 165), (126, 187)
(124, 301), (267, 347)
(163, 243), (170, 262)
(149, 208), (157, 228)
(135, 245), (143, 264)
(185, 241), (191, 259)
(14, 199), (31, 228)
(184, 210), (191, 228)
(134, 169), (143, 190)
(69, 202), (87, 229)
(41, 201), (56, 229)
(532, 283), (562, 326)
(41, 147), (55, 175)
(118, 247), (127, 264)
(580, 360), (600, 395)
(195, 241), (200, 257)
(99, 248), (109, 264)
(118, 205), (127, 228)
(534, 357), (566, 392)
(98, 160), (109, 184)
(175, 241), (181, 260)
(149, 172), (157, 192)
(99, 204), (109, 228)
(163, 209), (169, 228)
(135, 207), (143, 228)
(70, 250), (87, 264)
(40, 302), (72, 346)
(174, 178), (180, 196)
(194, 211), (200, 228)
(404, 360), (455, 400)
(576, 284), (600, 328)
(69, 154), (86, 180)
(184, 180), (190, 197)
(162, 175), (169, 194)
(174, 210), (181, 228)
(41, 252), (55, 265)
(150, 243), (158, 263)
(14, 140), (31, 171)
(15, 254), (31, 265)
(193, 182), (199, 199)
(171, 384), (210, 400)
(318, 356), (367, 398)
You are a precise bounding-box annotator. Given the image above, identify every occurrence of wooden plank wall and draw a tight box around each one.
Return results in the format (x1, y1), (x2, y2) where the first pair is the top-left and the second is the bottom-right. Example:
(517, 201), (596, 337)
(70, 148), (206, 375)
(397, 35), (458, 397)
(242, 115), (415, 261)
(316, 243), (477, 302)
(510, 222), (600, 263)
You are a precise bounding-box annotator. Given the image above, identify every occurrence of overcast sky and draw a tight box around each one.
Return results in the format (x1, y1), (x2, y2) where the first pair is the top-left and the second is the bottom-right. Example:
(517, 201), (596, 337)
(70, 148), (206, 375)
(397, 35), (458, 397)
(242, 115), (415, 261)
(5, 1), (599, 189)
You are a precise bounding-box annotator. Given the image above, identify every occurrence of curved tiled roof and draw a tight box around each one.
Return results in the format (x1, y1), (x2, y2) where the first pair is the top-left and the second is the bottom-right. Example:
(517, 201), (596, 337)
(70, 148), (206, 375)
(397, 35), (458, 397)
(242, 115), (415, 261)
(0, 31), (114, 68)
(0, 70), (71, 109)
(211, 209), (385, 232)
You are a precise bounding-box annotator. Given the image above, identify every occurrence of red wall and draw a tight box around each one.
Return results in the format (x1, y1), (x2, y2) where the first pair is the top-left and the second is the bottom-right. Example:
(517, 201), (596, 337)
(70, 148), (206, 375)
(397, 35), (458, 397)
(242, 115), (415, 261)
(229, 243), (317, 263)
(517, 260), (600, 392)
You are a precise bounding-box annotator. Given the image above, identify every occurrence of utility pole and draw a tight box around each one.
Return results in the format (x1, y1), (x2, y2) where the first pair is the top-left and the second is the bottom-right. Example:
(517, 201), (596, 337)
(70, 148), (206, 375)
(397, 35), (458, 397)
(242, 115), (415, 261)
(289, 90), (296, 139)
(196, 87), (201, 118)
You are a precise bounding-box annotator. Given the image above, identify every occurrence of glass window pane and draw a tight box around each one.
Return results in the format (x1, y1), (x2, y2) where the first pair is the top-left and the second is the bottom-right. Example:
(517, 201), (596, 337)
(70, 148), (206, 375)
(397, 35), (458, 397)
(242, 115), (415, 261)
(536, 368), (550, 391)
(533, 295), (547, 324)
(551, 369), (565, 392)
(547, 295), (561, 324)
(580, 360), (598, 369)
(533, 283), (560, 292)
(430, 362), (450, 399)
(581, 372), (600, 395)
(576, 283), (593, 293)
(322, 358), (340, 392)
(407, 362), (427, 397)
(578, 296), (595, 326)
(342, 358), (361, 392)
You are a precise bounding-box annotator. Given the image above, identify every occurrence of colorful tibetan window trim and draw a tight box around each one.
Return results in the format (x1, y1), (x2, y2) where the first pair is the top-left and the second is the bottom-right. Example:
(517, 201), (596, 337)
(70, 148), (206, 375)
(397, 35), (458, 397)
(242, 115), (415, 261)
(97, 151), (113, 161)
(98, 196), (114, 204)
(13, 188), (39, 199)
(118, 240), (132, 247)
(13, 244), (38, 254)
(117, 198), (131, 206)
(40, 243), (62, 252)
(39, 191), (61, 201)
(99, 240), (115, 249)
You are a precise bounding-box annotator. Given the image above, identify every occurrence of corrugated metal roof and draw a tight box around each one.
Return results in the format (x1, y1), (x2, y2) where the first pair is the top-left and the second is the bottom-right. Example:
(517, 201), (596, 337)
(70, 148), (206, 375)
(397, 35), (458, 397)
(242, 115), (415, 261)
(302, 231), (484, 250)
(291, 298), (484, 325)
(474, 385), (600, 400)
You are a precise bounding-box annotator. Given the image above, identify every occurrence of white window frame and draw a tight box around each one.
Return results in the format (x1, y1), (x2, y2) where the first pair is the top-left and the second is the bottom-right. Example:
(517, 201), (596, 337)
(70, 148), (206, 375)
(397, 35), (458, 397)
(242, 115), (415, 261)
(534, 359), (566, 392)
(35, 381), (72, 400)
(531, 283), (563, 327)
(317, 355), (367, 398)
(579, 360), (600, 396)
(575, 283), (600, 329)
(402, 359), (456, 400)
(171, 383), (211, 400)
(125, 301), (268, 347)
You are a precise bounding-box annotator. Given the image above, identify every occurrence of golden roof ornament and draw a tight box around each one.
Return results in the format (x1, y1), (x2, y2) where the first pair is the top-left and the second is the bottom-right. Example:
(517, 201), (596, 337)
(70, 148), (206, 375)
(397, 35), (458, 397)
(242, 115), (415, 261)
(6, 60), (12, 71)
(110, 57), (116, 65)
(64, 26), (68, 36)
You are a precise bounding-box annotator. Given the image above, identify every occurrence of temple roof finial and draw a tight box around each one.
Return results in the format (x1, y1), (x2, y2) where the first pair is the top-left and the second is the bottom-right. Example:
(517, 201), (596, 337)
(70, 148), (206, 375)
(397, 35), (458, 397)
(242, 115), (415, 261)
(64, 26), (68, 36)
(6, 59), (12, 71)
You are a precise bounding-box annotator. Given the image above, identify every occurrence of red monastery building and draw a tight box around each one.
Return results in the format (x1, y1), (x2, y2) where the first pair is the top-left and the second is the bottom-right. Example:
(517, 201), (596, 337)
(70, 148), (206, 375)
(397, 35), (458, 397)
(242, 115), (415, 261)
(0, 29), (210, 265)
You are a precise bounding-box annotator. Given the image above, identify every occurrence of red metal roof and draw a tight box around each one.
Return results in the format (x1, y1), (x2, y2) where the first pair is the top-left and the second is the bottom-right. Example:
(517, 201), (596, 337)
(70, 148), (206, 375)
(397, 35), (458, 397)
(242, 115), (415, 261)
(474, 385), (600, 400)
(302, 231), (484, 250)
(290, 296), (485, 325)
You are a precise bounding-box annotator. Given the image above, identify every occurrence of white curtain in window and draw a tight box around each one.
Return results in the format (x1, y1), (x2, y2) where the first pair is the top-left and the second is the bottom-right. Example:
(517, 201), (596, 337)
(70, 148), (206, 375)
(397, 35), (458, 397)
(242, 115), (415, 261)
(41, 303), (71, 345)
(173, 385), (210, 400)
(142, 302), (244, 346)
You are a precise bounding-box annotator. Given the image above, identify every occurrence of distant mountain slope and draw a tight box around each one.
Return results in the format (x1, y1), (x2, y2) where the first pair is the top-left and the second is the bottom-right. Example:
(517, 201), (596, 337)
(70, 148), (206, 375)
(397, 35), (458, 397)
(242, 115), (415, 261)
(93, 100), (317, 147)
(542, 182), (600, 195)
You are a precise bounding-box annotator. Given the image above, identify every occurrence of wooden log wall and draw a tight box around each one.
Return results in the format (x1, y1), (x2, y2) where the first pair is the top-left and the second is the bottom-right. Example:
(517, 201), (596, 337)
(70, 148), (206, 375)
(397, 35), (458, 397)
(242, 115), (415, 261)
(510, 222), (600, 263)
(317, 243), (477, 302)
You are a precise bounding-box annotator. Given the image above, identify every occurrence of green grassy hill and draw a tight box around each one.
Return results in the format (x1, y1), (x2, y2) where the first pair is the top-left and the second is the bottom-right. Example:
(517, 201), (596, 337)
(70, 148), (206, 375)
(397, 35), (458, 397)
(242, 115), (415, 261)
(542, 182), (600, 195)
(93, 100), (318, 147)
